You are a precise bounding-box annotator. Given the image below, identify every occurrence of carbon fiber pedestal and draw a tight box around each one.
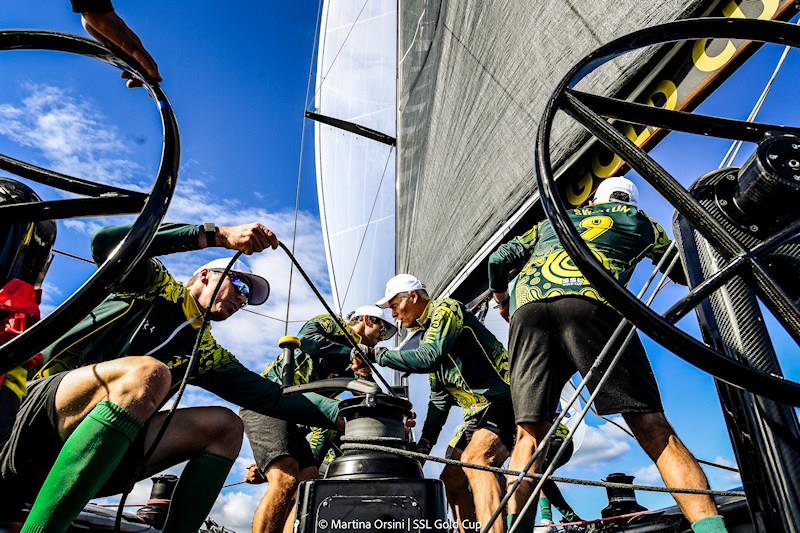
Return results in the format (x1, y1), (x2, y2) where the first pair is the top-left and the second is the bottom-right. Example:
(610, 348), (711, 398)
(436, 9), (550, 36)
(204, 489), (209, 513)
(673, 135), (800, 532)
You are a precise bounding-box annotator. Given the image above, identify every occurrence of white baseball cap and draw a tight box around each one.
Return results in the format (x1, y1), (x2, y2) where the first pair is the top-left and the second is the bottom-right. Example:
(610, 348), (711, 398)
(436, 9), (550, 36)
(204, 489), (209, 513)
(192, 257), (270, 306)
(593, 177), (639, 207)
(350, 305), (398, 340)
(376, 274), (426, 308)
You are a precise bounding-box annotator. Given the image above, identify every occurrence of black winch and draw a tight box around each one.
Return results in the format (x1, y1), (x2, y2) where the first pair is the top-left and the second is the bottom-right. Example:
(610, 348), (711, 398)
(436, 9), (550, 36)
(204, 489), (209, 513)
(290, 386), (447, 533)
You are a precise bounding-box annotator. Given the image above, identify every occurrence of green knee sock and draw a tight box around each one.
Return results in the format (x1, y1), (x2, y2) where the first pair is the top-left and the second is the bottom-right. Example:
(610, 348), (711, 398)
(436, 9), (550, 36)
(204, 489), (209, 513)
(538, 495), (553, 521)
(21, 401), (143, 533)
(161, 452), (234, 533)
(507, 512), (536, 532)
(691, 515), (727, 533)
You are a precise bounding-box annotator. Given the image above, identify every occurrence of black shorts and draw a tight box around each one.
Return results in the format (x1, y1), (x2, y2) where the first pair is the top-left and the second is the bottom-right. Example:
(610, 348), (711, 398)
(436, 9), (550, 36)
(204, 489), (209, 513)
(508, 297), (663, 423)
(0, 387), (20, 447)
(240, 408), (316, 473)
(443, 395), (516, 458)
(0, 373), (150, 504)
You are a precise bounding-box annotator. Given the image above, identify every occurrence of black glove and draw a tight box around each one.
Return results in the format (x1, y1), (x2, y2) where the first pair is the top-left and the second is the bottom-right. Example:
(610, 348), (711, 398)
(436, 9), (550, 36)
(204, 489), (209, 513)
(413, 437), (434, 466)
(350, 343), (375, 363)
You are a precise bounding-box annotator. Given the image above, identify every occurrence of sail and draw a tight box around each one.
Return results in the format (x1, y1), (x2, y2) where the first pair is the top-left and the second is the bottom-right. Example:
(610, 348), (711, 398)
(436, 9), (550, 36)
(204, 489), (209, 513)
(314, 0), (397, 314)
(396, 0), (799, 300)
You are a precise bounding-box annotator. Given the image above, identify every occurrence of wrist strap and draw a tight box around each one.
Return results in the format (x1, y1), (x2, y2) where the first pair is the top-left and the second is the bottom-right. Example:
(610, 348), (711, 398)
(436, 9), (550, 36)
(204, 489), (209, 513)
(202, 222), (216, 247)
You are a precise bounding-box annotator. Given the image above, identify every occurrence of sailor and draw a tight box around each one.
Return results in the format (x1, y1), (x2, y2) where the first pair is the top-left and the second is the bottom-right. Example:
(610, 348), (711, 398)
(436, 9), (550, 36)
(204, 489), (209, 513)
(0, 179), (56, 447)
(488, 177), (727, 533)
(351, 274), (514, 533)
(241, 305), (396, 533)
(0, 221), (341, 533)
(70, 0), (162, 88)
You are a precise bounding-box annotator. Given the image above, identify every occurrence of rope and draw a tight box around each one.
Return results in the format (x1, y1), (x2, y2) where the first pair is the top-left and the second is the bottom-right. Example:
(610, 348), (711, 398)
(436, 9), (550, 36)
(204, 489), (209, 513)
(114, 252), (243, 531)
(284, 0), (325, 336)
(340, 443), (745, 498)
(340, 146), (395, 307)
(278, 241), (396, 396)
(542, 509), (655, 528)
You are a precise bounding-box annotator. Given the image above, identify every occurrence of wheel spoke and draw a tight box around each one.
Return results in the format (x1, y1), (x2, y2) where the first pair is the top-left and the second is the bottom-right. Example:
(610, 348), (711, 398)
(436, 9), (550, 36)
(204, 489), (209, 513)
(563, 91), (746, 258)
(749, 260), (800, 345)
(664, 255), (749, 324)
(568, 90), (800, 143)
(664, 219), (800, 323)
(0, 152), (147, 199)
(0, 196), (146, 222)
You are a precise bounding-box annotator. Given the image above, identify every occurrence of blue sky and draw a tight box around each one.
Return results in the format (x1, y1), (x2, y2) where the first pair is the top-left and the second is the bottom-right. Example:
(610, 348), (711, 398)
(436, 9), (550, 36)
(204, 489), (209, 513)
(3, 2), (800, 530)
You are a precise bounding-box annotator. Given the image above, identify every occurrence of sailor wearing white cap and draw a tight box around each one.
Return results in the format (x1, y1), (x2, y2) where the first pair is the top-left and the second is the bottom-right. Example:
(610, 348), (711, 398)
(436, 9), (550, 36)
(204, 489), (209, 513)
(242, 304), (396, 532)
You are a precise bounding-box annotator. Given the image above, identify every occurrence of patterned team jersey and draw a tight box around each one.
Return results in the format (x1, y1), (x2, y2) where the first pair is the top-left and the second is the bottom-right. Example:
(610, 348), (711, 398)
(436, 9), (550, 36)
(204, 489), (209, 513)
(488, 202), (671, 315)
(263, 314), (362, 387)
(35, 223), (338, 428)
(375, 297), (510, 444)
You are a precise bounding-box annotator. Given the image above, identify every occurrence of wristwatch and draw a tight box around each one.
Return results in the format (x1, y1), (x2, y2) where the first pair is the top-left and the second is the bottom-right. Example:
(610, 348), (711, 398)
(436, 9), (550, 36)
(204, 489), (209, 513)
(202, 222), (217, 247)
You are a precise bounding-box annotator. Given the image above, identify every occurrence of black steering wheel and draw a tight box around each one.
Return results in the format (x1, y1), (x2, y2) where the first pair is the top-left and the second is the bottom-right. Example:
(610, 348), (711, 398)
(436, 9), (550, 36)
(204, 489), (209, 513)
(536, 18), (800, 405)
(0, 31), (179, 374)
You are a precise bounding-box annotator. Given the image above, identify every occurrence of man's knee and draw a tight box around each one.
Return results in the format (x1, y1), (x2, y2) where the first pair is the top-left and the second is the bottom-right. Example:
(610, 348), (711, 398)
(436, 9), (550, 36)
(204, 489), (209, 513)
(206, 407), (244, 456)
(440, 465), (468, 491)
(624, 412), (674, 453)
(112, 356), (171, 412)
(267, 456), (301, 494)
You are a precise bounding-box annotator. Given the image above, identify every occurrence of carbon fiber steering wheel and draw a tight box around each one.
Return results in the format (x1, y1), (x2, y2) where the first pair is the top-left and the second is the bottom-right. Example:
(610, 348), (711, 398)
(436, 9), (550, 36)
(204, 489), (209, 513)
(536, 18), (800, 405)
(0, 31), (179, 374)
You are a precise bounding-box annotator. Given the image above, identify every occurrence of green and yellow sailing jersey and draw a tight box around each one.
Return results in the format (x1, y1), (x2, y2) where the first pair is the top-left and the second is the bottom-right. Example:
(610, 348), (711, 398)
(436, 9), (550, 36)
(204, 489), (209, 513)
(36, 224), (339, 429)
(488, 202), (674, 316)
(263, 314), (362, 386)
(375, 297), (510, 445)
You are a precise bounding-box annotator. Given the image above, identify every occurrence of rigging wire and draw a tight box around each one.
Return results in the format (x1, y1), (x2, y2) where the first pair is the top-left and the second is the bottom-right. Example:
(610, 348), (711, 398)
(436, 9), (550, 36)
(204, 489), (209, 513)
(52, 248), (95, 264)
(307, 0), (370, 108)
(719, 25), (796, 168)
(285, 0), (325, 336)
(339, 145), (395, 307)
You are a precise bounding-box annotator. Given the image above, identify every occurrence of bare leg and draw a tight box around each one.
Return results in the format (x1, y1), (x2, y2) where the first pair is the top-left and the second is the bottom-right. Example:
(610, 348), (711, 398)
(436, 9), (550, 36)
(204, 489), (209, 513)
(282, 466), (318, 533)
(624, 412), (719, 523)
(54, 356), (172, 438)
(460, 429), (509, 533)
(440, 453), (477, 533)
(140, 406), (244, 473)
(506, 422), (550, 518)
(252, 456), (301, 533)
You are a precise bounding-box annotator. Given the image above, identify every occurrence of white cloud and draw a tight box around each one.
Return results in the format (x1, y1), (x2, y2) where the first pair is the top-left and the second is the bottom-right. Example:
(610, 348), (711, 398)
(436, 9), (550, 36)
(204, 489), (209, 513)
(566, 417), (632, 470)
(0, 83), (145, 192)
(209, 489), (263, 532)
(632, 463), (662, 485)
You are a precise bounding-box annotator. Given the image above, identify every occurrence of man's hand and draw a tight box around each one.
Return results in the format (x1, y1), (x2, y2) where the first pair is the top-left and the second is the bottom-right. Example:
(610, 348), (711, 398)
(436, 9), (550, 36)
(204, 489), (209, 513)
(216, 223), (279, 254)
(335, 416), (346, 432)
(494, 291), (510, 323)
(413, 436), (433, 466)
(244, 463), (266, 485)
(81, 11), (162, 88)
